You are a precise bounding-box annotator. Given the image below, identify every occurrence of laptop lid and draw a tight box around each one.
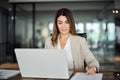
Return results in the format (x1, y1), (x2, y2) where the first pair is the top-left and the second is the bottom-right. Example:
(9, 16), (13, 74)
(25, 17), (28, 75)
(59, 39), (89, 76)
(15, 48), (71, 79)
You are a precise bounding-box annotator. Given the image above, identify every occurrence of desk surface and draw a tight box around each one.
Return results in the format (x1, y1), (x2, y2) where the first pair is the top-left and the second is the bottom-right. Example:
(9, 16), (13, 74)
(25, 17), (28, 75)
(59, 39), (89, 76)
(5, 71), (119, 80)
(0, 63), (120, 80)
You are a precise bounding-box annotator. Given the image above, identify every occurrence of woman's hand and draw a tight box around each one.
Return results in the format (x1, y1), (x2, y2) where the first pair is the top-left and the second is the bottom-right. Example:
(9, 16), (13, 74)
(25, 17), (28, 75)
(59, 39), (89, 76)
(85, 66), (96, 75)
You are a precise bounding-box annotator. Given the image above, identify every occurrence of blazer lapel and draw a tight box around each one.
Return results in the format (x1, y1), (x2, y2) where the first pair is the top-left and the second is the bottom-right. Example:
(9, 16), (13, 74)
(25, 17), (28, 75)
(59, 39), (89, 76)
(70, 35), (78, 70)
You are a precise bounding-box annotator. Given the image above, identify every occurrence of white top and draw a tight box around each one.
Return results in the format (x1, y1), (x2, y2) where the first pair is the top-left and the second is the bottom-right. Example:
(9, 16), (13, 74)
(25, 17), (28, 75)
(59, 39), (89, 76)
(58, 36), (74, 70)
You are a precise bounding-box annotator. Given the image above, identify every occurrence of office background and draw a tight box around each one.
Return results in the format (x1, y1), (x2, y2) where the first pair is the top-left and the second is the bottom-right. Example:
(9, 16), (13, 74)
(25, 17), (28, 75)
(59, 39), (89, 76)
(0, 0), (120, 70)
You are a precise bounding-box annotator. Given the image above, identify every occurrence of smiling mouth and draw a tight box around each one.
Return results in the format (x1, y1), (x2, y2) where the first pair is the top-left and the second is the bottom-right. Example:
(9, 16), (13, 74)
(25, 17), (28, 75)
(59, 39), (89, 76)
(61, 29), (67, 31)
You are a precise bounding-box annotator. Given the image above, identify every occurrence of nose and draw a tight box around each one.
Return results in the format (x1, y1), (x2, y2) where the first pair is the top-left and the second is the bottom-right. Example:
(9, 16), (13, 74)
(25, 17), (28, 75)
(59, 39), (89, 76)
(62, 23), (66, 28)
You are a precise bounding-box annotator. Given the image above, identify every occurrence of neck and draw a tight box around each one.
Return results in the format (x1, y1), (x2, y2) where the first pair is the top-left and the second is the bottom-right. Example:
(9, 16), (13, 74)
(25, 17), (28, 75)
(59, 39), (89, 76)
(60, 33), (70, 40)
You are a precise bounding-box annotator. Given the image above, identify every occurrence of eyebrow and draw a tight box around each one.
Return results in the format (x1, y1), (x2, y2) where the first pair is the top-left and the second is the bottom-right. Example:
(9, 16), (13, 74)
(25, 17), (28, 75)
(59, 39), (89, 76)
(57, 20), (62, 22)
(57, 20), (69, 22)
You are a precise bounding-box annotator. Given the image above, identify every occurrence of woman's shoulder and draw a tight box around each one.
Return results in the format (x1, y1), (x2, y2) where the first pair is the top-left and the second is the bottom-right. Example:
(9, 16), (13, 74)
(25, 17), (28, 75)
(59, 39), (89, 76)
(71, 34), (86, 41)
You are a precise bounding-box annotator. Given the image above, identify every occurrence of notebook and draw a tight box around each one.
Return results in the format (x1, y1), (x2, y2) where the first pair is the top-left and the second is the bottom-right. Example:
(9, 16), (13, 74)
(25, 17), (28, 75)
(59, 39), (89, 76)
(14, 48), (73, 79)
(70, 72), (103, 80)
(0, 69), (20, 79)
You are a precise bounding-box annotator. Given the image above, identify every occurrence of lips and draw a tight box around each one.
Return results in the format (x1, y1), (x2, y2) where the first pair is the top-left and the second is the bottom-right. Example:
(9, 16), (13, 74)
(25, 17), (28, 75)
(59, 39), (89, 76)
(61, 29), (67, 32)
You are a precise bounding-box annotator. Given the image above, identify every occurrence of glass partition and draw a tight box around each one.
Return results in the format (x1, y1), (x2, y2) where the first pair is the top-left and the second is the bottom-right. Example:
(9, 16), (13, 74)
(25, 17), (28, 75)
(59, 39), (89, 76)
(15, 4), (33, 48)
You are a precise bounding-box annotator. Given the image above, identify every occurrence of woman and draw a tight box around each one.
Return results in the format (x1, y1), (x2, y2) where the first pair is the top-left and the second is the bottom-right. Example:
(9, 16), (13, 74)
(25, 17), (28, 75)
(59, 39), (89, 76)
(45, 8), (99, 74)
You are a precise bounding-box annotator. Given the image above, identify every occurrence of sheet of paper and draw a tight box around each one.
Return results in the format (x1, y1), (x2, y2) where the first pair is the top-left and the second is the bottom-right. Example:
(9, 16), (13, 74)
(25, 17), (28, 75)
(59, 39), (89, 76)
(0, 69), (20, 79)
(70, 72), (103, 80)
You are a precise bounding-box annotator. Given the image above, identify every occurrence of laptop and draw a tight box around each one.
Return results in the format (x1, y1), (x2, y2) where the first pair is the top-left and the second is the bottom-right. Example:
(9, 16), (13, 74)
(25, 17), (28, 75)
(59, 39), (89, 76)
(14, 48), (73, 79)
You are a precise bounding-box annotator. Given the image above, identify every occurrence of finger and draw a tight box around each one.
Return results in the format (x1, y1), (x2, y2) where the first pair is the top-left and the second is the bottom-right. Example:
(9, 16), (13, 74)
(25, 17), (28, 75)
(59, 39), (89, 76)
(86, 67), (91, 74)
(87, 70), (95, 75)
(86, 66), (96, 75)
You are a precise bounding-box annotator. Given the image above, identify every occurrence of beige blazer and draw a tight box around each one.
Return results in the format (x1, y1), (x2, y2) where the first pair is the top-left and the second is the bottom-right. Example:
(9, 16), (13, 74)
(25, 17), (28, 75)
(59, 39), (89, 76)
(45, 34), (99, 70)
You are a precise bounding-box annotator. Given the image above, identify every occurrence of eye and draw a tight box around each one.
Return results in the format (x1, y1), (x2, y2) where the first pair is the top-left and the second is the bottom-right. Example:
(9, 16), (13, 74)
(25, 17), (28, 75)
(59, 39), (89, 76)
(57, 21), (62, 24)
(65, 20), (70, 24)
(58, 22), (62, 24)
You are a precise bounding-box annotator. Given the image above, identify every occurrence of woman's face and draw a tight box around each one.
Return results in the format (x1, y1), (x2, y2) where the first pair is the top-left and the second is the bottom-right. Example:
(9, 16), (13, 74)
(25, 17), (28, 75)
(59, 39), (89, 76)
(57, 15), (70, 35)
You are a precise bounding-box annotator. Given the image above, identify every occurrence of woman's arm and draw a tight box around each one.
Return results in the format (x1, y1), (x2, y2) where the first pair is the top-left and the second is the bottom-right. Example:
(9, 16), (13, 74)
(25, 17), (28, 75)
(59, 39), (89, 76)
(81, 38), (100, 74)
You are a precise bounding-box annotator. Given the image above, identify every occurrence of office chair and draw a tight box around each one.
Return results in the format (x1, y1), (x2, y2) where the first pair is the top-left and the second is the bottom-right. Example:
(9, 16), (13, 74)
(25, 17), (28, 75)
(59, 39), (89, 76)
(77, 33), (87, 40)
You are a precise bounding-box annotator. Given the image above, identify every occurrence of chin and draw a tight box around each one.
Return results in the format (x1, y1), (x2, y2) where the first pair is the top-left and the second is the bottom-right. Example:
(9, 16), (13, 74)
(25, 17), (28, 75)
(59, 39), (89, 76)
(61, 32), (69, 35)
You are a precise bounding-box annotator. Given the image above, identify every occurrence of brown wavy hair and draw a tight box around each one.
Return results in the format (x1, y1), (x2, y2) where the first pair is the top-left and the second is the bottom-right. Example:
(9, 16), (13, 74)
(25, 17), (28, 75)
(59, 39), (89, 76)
(51, 8), (77, 46)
